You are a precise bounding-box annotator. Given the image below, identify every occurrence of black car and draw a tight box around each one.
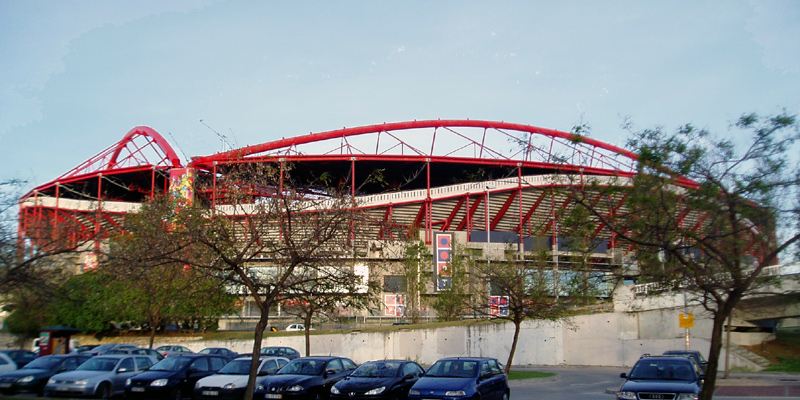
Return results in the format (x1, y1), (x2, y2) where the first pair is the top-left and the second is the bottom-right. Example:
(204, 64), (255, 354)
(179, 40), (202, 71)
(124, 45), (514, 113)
(617, 355), (703, 400)
(0, 350), (38, 368)
(331, 360), (424, 400)
(199, 347), (239, 361)
(260, 346), (301, 360)
(124, 354), (228, 399)
(0, 354), (89, 396)
(663, 350), (708, 373)
(255, 356), (357, 400)
(408, 357), (509, 400)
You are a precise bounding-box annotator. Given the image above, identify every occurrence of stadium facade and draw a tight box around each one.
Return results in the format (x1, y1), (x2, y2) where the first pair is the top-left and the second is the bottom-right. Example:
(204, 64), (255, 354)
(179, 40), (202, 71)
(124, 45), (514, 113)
(17, 120), (703, 324)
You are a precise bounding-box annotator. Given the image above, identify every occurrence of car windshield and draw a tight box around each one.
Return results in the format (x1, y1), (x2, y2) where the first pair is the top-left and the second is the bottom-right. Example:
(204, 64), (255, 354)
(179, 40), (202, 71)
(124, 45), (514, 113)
(22, 356), (62, 370)
(199, 349), (213, 354)
(351, 361), (401, 378)
(105, 349), (131, 354)
(630, 360), (696, 381)
(156, 346), (172, 351)
(77, 357), (119, 371)
(149, 357), (192, 371)
(260, 348), (281, 356)
(218, 359), (253, 375)
(425, 360), (478, 378)
(277, 359), (325, 376)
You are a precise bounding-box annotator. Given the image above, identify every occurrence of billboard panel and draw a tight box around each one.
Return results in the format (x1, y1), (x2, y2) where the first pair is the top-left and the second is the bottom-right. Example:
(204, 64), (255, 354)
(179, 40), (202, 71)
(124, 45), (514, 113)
(434, 232), (452, 291)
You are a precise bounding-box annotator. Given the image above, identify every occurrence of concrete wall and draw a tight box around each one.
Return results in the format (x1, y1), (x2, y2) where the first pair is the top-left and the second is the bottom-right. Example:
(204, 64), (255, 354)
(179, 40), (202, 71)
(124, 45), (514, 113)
(77, 308), (762, 370)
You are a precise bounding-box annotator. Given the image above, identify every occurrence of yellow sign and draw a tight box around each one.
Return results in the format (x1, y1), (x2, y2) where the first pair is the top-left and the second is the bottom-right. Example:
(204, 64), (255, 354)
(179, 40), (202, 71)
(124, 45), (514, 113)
(679, 313), (695, 329)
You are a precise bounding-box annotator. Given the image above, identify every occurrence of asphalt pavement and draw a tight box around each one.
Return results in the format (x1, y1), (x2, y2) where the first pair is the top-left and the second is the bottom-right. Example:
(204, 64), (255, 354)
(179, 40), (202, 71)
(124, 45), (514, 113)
(509, 365), (800, 400)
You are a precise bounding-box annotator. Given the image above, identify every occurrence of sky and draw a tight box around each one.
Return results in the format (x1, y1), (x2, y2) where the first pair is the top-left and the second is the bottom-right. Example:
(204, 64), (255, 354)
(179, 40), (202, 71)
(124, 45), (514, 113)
(1, 0), (799, 189)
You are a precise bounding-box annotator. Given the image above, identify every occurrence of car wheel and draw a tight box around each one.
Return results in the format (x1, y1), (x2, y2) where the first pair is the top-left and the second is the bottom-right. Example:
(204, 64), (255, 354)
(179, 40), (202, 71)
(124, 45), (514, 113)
(173, 388), (183, 400)
(502, 391), (510, 400)
(96, 382), (112, 399)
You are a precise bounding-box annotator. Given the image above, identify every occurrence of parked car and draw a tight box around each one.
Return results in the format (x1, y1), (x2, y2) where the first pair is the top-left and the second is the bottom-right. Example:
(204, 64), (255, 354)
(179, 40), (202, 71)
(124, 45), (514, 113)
(194, 356), (290, 400)
(74, 345), (99, 354)
(0, 354), (90, 396)
(408, 357), (510, 400)
(124, 353), (228, 399)
(44, 354), (153, 398)
(155, 345), (194, 357)
(0, 350), (38, 368)
(285, 323), (312, 332)
(663, 350), (708, 373)
(199, 347), (239, 361)
(255, 356), (357, 399)
(0, 353), (17, 373)
(106, 347), (164, 363)
(331, 360), (424, 400)
(84, 343), (137, 356)
(617, 355), (703, 400)
(260, 346), (301, 360)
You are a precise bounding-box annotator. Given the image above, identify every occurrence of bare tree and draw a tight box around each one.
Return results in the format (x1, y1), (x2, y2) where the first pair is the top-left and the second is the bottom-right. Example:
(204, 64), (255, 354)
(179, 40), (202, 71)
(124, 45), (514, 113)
(570, 113), (800, 400)
(469, 252), (569, 373)
(181, 162), (370, 400)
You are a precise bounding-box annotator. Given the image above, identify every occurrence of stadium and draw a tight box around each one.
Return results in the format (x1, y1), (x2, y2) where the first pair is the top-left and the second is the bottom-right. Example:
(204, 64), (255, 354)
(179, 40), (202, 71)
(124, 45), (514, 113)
(16, 120), (704, 324)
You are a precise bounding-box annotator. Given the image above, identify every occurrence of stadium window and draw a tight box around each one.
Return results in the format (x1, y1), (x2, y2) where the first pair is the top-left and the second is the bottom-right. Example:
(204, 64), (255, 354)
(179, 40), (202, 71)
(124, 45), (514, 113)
(383, 275), (407, 293)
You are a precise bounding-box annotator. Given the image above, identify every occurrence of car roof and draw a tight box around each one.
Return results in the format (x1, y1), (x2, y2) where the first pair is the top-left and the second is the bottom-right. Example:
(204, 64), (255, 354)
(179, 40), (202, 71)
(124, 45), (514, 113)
(295, 356), (343, 361)
(638, 355), (694, 363)
(91, 354), (130, 359)
(436, 357), (495, 362)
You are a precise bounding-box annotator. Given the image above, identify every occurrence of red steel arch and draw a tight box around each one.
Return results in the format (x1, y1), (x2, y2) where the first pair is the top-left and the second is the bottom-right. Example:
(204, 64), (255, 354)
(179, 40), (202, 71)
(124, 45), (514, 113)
(191, 120), (639, 175)
(30, 126), (182, 194)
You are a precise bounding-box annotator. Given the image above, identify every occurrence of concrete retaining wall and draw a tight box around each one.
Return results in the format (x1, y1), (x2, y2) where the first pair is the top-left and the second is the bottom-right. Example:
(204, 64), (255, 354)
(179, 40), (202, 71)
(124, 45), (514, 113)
(79, 307), (761, 370)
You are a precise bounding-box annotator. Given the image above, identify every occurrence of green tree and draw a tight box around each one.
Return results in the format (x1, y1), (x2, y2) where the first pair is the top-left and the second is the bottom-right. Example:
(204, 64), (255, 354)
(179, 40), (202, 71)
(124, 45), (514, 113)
(104, 198), (235, 348)
(430, 244), (470, 321)
(401, 240), (430, 323)
(572, 113), (800, 400)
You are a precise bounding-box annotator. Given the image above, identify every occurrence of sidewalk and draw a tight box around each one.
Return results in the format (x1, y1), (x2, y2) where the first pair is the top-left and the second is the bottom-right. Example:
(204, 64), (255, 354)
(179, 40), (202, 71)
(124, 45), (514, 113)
(715, 372), (800, 397)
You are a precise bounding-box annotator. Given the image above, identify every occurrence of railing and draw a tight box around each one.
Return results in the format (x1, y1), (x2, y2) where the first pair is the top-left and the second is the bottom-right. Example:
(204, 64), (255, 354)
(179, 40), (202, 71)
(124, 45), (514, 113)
(631, 263), (798, 297)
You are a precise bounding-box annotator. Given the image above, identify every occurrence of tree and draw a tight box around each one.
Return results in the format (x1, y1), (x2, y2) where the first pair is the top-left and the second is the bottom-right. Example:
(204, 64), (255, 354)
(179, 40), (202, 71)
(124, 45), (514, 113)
(280, 265), (376, 356)
(571, 113), (800, 400)
(469, 252), (569, 373)
(401, 240), (430, 323)
(429, 244), (470, 321)
(104, 198), (235, 348)
(181, 162), (370, 400)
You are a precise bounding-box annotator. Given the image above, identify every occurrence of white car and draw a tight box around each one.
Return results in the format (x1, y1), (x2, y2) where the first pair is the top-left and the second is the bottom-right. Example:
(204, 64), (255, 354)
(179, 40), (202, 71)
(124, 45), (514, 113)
(0, 352), (17, 373)
(285, 323), (313, 331)
(193, 356), (289, 399)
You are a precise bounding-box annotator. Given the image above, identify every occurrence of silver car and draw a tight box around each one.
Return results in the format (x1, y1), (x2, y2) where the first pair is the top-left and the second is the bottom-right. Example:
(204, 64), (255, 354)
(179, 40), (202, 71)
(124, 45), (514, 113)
(44, 354), (153, 398)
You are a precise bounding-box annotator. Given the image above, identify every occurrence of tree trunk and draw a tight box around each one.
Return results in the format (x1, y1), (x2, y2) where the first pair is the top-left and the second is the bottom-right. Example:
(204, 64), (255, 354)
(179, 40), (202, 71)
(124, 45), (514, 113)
(243, 311), (269, 400)
(700, 299), (737, 400)
(148, 325), (157, 349)
(304, 312), (312, 356)
(504, 319), (522, 374)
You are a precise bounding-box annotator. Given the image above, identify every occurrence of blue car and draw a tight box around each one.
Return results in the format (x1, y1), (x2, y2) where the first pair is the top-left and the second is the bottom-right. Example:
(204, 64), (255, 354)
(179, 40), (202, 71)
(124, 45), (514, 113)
(408, 357), (509, 400)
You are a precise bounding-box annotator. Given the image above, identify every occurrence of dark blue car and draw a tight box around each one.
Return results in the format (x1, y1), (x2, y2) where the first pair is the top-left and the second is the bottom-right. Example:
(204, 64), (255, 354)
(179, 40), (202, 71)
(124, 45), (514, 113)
(330, 360), (424, 400)
(124, 353), (228, 399)
(0, 354), (89, 396)
(408, 357), (509, 400)
(255, 356), (357, 399)
(617, 355), (702, 400)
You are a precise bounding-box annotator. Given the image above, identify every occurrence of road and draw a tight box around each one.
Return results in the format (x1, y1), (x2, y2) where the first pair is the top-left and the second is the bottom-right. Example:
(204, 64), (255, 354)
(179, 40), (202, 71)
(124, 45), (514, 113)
(509, 366), (800, 400)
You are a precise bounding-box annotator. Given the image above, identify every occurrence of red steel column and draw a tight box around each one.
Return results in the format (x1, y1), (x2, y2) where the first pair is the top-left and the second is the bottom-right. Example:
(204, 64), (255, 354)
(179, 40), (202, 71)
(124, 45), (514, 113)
(212, 162), (218, 210)
(425, 160), (431, 244)
(465, 194), (471, 241)
(53, 184), (60, 242)
(150, 167), (156, 200)
(517, 164), (523, 252)
(95, 174), (103, 253)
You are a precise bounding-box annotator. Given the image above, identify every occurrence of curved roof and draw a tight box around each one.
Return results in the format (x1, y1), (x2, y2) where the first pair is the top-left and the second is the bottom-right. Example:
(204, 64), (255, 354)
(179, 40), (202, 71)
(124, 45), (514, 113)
(190, 119), (639, 177)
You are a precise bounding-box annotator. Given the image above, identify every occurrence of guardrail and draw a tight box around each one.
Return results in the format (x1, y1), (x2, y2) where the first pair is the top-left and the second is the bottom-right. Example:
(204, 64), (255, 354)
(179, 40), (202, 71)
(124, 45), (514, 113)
(631, 263), (798, 296)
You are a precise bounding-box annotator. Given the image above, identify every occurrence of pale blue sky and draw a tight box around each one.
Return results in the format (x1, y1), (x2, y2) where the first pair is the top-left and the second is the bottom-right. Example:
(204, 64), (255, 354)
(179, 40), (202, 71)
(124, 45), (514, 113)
(1, 1), (799, 188)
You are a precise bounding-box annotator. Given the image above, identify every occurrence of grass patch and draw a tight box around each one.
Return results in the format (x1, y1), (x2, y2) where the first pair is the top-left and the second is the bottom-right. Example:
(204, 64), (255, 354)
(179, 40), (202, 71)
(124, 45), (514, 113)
(507, 370), (556, 380)
(764, 357), (800, 373)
